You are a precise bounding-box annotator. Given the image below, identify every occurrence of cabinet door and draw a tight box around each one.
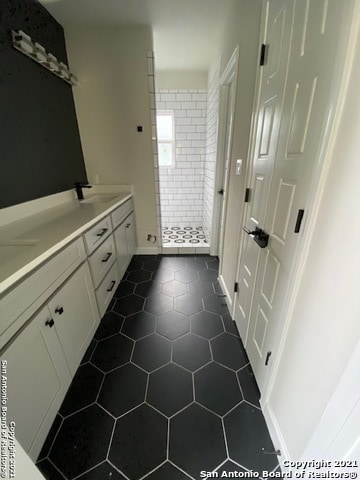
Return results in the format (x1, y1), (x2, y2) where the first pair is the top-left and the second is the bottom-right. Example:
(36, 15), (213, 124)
(114, 222), (129, 278)
(48, 263), (100, 375)
(2, 305), (72, 461)
(125, 212), (137, 257)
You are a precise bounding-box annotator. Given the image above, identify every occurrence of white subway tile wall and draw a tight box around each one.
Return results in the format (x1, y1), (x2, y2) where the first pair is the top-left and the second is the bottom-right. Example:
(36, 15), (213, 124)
(156, 89), (207, 228)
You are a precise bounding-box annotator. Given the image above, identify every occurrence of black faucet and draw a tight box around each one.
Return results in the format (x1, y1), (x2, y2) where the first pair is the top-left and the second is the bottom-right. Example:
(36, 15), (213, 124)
(75, 181), (92, 200)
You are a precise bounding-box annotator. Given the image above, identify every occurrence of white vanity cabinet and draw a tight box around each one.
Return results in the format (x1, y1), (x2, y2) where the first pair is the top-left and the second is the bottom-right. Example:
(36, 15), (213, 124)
(4, 305), (72, 461)
(112, 200), (137, 278)
(47, 262), (99, 375)
(2, 260), (99, 461)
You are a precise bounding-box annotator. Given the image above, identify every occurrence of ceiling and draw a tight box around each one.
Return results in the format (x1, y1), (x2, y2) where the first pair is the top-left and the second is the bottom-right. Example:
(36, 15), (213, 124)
(38, 0), (234, 72)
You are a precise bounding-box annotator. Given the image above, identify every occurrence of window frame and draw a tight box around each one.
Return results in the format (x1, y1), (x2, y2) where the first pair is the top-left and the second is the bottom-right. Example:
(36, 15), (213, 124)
(156, 110), (175, 167)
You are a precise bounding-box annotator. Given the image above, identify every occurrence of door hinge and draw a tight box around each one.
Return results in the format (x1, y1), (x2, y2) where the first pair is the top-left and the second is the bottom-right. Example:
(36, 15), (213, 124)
(265, 351), (272, 366)
(260, 44), (268, 66)
(294, 209), (305, 233)
(234, 282), (239, 293)
(244, 188), (251, 203)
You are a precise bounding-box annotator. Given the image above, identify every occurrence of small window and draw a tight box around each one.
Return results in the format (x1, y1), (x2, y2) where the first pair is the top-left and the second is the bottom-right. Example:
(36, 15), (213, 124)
(157, 111), (174, 166)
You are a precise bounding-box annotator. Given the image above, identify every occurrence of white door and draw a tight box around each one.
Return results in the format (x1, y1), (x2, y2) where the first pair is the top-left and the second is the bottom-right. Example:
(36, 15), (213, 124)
(239, 0), (355, 393)
(234, 0), (294, 342)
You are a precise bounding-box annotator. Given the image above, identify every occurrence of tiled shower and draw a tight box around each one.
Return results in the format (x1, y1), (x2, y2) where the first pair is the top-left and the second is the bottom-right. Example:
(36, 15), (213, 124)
(147, 52), (220, 254)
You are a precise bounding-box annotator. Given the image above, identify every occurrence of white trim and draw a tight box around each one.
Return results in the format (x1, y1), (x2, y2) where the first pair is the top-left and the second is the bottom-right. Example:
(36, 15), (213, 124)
(261, 399), (291, 466)
(135, 246), (160, 255)
(211, 46), (239, 260)
(218, 273), (232, 313)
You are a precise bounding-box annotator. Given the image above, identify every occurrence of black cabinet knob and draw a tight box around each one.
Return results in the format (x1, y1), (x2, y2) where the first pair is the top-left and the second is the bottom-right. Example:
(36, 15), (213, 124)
(45, 319), (55, 328)
(55, 306), (64, 315)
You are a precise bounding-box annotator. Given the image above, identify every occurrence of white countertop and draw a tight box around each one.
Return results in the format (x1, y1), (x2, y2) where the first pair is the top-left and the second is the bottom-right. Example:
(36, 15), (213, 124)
(0, 191), (132, 296)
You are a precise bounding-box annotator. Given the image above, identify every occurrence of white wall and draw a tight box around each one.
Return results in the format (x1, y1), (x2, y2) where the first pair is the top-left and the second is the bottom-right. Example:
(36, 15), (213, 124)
(64, 26), (158, 250)
(267, 18), (360, 460)
(156, 71), (207, 90)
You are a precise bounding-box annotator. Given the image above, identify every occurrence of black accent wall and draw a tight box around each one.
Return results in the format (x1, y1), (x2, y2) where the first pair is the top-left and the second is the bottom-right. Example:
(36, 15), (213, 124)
(0, 0), (88, 209)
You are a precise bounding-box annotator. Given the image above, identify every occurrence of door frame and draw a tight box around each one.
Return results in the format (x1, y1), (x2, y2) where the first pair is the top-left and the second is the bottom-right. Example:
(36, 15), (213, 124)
(210, 46), (239, 260)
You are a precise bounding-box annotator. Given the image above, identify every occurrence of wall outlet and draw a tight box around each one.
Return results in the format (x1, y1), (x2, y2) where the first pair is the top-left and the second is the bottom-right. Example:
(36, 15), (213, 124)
(147, 234), (157, 243)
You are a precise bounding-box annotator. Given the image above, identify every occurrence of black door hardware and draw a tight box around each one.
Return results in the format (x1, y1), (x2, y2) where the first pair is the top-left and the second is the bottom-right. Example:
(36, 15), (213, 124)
(96, 228), (108, 237)
(218, 188), (224, 196)
(102, 252), (112, 263)
(294, 209), (305, 233)
(242, 226), (269, 248)
(265, 351), (272, 366)
(45, 319), (55, 328)
(107, 280), (116, 292)
(55, 306), (64, 315)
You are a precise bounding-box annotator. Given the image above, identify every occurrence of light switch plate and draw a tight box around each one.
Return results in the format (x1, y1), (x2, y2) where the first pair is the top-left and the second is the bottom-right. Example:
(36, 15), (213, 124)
(236, 159), (243, 175)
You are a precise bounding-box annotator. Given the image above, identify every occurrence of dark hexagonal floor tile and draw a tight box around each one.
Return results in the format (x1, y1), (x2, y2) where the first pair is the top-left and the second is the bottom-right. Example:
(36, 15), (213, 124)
(215, 460), (247, 476)
(186, 257), (208, 271)
(145, 462), (192, 479)
(91, 334), (133, 372)
(144, 294), (173, 316)
(162, 280), (187, 297)
(152, 268), (175, 283)
(224, 403), (278, 473)
(36, 459), (66, 480)
(109, 404), (167, 479)
(94, 311), (124, 340)
(132, 334), (171, 372)
(174, 269), (199, 284)
(59, 363), (104, 417)
(203, 293), (229, 315)
(199, 268), (218, 283)
(121, 311), (156, 340)
(211, 333), (248, 371)
(213, 280), (222, 294)
(222, 312), (240, 336)
(156, 311), (190, 340)
(136, 254), (159, 263)
(173, 333), (211, 371)
(169, 403), (227, 478)
(98, 363), (147, 417)
(113, 280), (135, 299)
(50, 405), (114, 479)
(147, 363), (193, 417)
(174, 294), (203, 316)
(76, 461), (127, 480)
(113, 294), (144, 316)
(80, 338), (97, 365)
(127, 269), (152, 283)
(188, 278), (214, 298)
(237, 364), (260, 407)
(207, 258), (219, 271)
(195, 363), (242, 416)
(191, 311), (224, 339)
(135, 280), (161, 298)
(159, 256), (186, 272)
(142, 259), (162, 272)
(126, 257), (144, 272)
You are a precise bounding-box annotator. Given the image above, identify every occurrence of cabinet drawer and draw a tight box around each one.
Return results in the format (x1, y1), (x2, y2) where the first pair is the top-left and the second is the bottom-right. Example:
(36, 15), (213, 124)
(95, 262), (120, 318)
(83, 216), (112, 255)
(0, 238), (86, 350)
(111, 198), (134, 229)
(88, 234), (116, 288)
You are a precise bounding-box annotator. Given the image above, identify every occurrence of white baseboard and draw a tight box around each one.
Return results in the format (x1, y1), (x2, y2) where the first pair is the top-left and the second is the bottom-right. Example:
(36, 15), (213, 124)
(218, 274), (233, 314)
(261, 400), (291, 469)
(135, 246), (160, 255)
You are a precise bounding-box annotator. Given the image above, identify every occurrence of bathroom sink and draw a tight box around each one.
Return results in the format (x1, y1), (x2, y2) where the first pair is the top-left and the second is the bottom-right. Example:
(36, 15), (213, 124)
(80, 194), (119, 204)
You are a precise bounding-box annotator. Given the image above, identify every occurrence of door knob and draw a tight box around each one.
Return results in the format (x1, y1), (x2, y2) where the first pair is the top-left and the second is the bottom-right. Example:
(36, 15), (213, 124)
(242, 226), (269, 248)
